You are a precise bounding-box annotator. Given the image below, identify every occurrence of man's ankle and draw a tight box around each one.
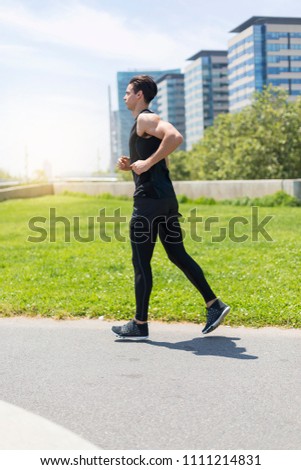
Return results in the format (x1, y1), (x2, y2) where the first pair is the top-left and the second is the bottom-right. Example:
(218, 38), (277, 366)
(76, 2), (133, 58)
(206, 298), (217, 308)
(134, 318), (147, 325)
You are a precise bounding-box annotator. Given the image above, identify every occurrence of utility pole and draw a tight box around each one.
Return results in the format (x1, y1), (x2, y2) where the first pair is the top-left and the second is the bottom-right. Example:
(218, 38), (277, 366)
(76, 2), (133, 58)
(24, 145), (29, 182)
(108, 85), (115, 174)
(97, 147), (101, 174)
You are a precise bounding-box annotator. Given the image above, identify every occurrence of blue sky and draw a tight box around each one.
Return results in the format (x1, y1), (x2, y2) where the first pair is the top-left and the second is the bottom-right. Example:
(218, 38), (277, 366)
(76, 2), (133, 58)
(0, 0), (300, 178)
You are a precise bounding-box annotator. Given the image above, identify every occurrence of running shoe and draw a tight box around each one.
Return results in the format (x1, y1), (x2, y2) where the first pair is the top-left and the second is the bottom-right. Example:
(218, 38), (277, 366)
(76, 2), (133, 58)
(202, 299), (230, 334)
(112, 320), (149, 340)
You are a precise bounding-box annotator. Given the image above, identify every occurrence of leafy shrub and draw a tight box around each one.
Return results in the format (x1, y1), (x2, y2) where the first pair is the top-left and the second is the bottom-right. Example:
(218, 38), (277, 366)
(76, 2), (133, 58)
(252, 191), (301, 207)
(176, 194), (193, 204)
(221, 191), (301, 207)
(194, 196), (216, 205)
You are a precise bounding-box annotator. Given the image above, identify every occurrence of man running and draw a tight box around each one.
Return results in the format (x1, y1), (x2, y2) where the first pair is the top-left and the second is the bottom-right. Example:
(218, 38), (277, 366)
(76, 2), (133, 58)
(112, 75), (230, 340)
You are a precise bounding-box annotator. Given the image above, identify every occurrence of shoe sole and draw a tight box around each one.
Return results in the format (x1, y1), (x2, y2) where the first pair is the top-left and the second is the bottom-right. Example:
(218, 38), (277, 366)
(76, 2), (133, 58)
(202, 306), (230, 335)
(112, 332), (149, 341)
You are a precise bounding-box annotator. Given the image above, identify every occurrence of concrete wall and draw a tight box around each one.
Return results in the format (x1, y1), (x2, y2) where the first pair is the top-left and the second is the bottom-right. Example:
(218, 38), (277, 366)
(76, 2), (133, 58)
(0, 184), (54, 202)
(53, 179), (301, 201)
(173, 179), (301, 200)
(53, 181), (135, 197)
(1, 180), (301, 202)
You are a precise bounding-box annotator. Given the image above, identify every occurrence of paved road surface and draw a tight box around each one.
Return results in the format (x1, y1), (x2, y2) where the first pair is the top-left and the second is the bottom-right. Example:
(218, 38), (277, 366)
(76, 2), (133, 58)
(0, 317), (300, 450)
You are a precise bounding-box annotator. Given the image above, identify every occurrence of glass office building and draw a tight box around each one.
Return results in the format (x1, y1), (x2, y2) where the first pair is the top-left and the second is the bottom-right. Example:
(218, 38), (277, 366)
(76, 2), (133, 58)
(116, 69), (180, 157)
(229, 16), (301, 112)
(156, 73), (186, 150)
(184, 50), (228, 150)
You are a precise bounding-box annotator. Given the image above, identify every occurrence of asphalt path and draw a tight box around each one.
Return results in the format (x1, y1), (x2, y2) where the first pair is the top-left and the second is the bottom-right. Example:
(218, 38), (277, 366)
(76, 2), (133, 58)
(0, 317), (300, 450)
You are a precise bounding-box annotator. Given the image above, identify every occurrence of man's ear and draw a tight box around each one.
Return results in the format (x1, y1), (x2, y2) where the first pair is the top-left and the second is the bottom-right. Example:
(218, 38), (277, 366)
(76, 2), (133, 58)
(136, 90), (143, 100)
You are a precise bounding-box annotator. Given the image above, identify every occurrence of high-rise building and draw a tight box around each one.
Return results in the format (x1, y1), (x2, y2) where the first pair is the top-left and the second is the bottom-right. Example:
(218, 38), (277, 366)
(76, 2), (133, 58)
(229, 16), (301, 112)
(116, 69), (180, 157)
(156, 73), (186, 150)
(184, 50), (229, 150)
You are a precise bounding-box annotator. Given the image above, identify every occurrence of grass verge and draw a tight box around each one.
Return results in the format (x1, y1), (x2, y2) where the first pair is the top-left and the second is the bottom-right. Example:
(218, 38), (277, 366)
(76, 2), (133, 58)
(0, 193), (300, 328)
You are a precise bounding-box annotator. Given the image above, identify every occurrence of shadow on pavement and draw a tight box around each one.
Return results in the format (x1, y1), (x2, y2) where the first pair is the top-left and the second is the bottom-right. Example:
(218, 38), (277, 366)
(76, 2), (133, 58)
(116, 336), (258, 360)
(147, 336), (258, 360)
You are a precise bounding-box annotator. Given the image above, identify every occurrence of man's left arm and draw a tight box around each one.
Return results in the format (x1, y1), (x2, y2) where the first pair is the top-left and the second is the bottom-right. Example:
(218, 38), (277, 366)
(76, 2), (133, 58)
(130, 114), (183, 175)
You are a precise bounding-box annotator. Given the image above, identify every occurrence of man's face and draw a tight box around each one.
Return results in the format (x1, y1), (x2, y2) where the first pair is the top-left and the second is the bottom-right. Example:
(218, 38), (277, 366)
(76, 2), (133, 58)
(123, 84), (139, 110)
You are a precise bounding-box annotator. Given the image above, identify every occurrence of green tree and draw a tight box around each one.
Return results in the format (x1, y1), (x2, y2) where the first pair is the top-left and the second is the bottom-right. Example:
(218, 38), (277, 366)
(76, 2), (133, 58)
(31, 169), (48, 183)
(169, 151), (191, 180)
(193, 85), (301, 180)
(0, 168), (12, 180)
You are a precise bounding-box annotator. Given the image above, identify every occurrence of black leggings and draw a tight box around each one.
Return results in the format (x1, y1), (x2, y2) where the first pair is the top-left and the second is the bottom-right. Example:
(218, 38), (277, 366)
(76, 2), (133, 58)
(130, 198), (216, 322)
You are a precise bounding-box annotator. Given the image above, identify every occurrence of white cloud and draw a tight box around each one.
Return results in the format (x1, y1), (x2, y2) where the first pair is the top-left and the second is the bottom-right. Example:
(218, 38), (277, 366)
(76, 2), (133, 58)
(0, 43), (98, 78)
(0, 3), (190, 67)
(0, 44), (33, 54)
(182, 24), (231, 56)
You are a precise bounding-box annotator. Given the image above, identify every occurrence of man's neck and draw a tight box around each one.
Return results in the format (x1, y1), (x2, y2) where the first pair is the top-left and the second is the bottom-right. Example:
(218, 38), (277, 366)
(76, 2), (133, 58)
(132, 102), (149, 119)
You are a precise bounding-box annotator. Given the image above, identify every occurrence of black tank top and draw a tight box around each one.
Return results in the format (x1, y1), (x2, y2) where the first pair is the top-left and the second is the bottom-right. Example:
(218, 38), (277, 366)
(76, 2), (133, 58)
(129, 109), (176, 199)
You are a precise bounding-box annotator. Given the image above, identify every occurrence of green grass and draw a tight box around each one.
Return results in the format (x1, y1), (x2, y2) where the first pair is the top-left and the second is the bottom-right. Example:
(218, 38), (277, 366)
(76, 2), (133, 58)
(0, 194), (300, 328)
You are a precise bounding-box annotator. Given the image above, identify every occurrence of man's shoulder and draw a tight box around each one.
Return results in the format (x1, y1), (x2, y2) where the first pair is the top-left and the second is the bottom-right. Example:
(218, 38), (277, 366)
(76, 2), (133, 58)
(137, 110), (160, 124)
(136, 111), (160, 137)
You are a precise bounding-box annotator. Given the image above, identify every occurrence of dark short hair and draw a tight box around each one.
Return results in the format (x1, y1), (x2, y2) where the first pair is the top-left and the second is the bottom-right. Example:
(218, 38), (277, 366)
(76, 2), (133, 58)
(129, 75), (158, 104)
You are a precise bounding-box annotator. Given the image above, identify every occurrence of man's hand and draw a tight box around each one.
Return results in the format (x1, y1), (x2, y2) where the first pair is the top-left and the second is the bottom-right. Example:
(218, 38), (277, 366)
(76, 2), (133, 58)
(117, 156), (131, 171)
(130, 159), (151, 175)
